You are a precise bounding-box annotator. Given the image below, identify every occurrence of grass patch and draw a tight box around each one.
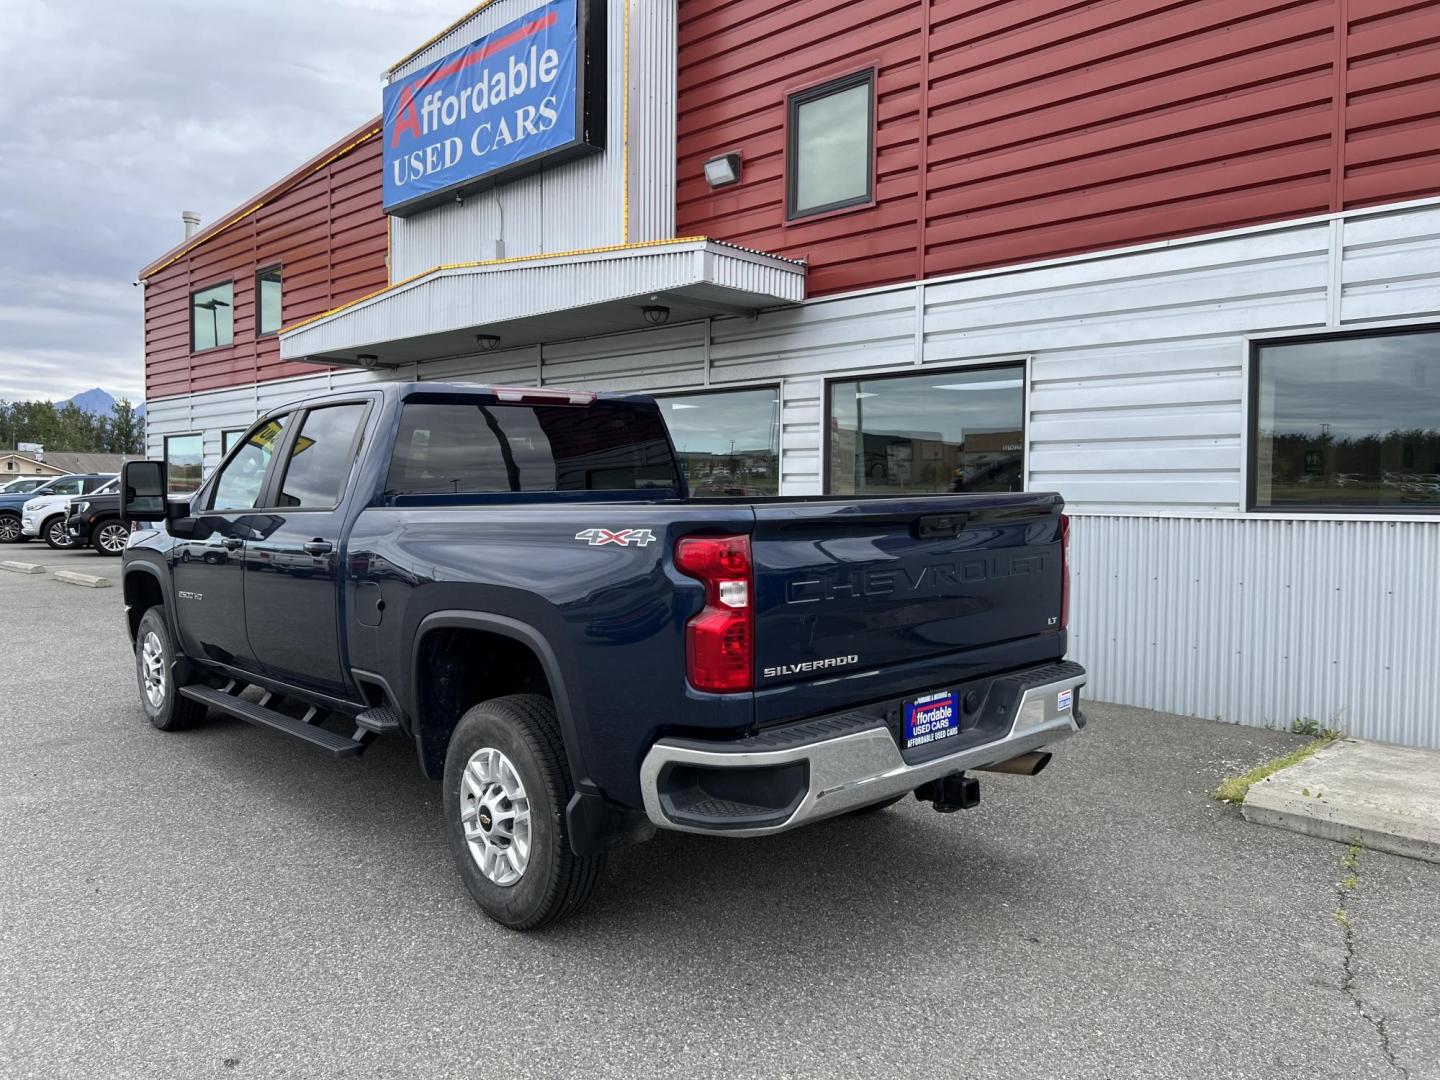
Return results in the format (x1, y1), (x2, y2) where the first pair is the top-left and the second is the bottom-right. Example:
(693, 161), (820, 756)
(1212, 735), (1339, 805)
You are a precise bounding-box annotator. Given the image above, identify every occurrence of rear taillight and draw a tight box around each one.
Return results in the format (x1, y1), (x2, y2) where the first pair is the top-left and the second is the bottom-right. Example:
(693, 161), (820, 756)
(675, 534), (753, 693)
(1059, 513), (1071, 631)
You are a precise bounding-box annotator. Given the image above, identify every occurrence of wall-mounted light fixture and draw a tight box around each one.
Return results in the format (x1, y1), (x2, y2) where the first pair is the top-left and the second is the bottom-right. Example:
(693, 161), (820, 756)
(642, 305), (670, 327)
(357, 353), (380, 369)
(475, 334), (501, 352)
(703, 152), (742, 189)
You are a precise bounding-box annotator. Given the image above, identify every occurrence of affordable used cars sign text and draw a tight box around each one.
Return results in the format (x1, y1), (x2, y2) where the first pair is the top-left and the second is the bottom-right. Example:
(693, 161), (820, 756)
(383, 0), (589, 213)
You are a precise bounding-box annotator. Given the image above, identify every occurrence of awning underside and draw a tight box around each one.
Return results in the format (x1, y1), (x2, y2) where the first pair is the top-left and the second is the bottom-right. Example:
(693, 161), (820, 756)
(278, 239), (805, 368)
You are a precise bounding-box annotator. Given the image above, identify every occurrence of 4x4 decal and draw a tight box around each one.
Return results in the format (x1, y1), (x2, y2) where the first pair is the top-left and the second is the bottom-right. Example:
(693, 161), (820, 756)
(574, 528), (658, 548)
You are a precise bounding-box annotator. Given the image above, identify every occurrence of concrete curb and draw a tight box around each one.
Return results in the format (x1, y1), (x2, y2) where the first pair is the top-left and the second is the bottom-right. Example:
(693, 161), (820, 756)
(0, 560), (46, 575)
(1242, 738), (1440, 865)
(52, 570), (112, 589)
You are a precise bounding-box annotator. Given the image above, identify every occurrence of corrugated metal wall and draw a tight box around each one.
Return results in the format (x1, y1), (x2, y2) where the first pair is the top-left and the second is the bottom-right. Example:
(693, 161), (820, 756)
(389, 0), (677, 278)
(677, 0), (1440, 296)
(1069, 514), (1440, 749)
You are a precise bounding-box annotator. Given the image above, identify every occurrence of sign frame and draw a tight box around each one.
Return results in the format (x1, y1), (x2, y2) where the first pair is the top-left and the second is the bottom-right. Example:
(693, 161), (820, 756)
(383, 0), (608, 218)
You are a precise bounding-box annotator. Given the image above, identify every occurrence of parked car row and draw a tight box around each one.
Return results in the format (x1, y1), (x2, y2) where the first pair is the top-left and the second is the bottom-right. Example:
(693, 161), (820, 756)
(0, 473), (129, 555)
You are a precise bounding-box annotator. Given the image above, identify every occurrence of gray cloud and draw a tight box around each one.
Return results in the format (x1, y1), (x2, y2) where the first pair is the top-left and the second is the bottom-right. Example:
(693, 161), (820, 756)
(0, 0), (455, 403)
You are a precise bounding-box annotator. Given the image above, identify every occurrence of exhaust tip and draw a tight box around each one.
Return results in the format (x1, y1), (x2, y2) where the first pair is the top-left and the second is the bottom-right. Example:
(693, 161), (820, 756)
(978, 751), (1052, 777)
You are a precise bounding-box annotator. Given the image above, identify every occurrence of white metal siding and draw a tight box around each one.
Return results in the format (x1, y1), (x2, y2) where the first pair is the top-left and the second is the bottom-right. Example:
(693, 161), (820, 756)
(1069, 514), (1440, 750)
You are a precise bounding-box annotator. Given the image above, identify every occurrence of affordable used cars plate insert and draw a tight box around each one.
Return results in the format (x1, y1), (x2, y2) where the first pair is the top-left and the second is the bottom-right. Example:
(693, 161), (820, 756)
(903, 689), (960, 750)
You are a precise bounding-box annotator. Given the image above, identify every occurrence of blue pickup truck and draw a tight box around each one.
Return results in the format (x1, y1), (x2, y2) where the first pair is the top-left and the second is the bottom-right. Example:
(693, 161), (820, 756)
(119, 382), (1086, 929)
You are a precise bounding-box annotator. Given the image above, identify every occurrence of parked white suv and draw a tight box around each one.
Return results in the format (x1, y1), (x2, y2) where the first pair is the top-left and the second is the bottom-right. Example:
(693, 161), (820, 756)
(22, 476), (117, 549)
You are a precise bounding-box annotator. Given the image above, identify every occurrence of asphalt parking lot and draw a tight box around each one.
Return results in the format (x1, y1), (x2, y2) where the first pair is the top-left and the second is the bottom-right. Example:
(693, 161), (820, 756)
(2, 546), (1438, 1080)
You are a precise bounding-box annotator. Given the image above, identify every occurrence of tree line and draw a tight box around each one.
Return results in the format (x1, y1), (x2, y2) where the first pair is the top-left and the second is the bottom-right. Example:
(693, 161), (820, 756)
(0, 399), (145, 456)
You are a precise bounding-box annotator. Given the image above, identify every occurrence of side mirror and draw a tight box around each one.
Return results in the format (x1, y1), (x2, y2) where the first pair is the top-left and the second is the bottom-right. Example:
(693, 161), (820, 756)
(120, 461), (167, 525)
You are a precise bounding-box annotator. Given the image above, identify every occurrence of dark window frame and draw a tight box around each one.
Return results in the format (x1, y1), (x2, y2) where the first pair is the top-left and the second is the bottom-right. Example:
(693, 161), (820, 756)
(1246, 324), (1440, 516)
(189, 279), (235, 354)
(821, 361), (1028, 496)
(163, 432), (206, 496)
(785, 68), (876, 222)
(221, 428), (248, 455)
(255, 264), (283, 338)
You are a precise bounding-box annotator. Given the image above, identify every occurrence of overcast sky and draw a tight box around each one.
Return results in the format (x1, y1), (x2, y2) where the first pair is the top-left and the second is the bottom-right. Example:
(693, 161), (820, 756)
(0, 0), (456, 404)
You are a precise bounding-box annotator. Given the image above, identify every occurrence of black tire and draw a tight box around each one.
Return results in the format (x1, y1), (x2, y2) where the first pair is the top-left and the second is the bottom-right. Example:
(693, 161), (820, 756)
(134, 607), (207, 732)
(443, 694), (603, 931)
(43, 515), (74, 550)
(849, 793), (908, 815)
(92, 519), (129, 556)
(0, 514), (24, 544)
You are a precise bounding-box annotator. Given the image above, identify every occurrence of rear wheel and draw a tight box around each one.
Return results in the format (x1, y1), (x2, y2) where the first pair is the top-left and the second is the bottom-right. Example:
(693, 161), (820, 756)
(93, 520), (129, 556)
(0, 514), (23, 543)
(443, 694), (603, 930)
(44, 516), (75, 549)
(135, 607), (206, 731)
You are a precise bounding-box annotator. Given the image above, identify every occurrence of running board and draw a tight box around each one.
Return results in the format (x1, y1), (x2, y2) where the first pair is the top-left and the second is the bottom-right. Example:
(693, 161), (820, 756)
(179, 685), (367, 758)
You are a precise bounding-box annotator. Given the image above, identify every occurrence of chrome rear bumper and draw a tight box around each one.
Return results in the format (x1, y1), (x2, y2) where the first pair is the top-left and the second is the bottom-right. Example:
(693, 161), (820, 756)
(639, 663), (1086, 837)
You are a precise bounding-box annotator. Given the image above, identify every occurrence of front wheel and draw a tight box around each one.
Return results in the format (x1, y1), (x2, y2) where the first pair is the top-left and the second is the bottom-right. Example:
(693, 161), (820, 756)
(0, 514), (23, 543)
(93, 520), (129, 556)
(443, 694), (603, 930)
(134, 607), (207, 731)
(43, 516), (74, 549)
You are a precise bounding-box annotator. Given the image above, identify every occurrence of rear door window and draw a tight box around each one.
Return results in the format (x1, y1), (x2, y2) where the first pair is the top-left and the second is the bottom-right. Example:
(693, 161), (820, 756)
(276, 403), (368, 509)
(385, 400), (680, 496)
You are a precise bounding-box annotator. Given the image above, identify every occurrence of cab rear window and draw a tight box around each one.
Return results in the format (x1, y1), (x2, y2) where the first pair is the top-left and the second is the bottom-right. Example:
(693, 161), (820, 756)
(384, 400), (680, 497)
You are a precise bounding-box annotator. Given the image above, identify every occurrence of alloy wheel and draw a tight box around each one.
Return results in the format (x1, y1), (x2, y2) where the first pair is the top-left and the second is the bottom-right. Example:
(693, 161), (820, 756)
(140, 632), (166, 709)
(98, 523), (129, 554)
(0, 517), (19, 542)
(47, 520), (73, 548)
(459, 746), (532, 886)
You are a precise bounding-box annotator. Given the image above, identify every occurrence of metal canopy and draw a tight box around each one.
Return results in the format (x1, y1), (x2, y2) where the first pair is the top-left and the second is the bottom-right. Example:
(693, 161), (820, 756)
(278, 238), (806, 368)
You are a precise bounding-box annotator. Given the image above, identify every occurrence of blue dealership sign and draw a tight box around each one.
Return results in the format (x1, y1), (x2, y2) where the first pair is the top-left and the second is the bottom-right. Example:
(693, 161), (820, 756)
(382, 0), (605, 215)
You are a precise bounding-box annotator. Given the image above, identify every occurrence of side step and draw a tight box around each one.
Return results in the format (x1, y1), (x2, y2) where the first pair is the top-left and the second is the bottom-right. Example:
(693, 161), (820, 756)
(179, 685), (366, 758)
(355, 704), (401, 734)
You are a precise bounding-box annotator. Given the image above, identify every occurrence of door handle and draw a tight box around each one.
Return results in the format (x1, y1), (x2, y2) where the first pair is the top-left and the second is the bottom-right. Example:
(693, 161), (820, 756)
(221, 537), (244, 550)
(303, 539), (334, 555)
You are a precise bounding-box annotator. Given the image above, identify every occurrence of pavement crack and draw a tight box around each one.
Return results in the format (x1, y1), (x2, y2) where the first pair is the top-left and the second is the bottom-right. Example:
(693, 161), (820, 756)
(1334, 842), (1409, 1080)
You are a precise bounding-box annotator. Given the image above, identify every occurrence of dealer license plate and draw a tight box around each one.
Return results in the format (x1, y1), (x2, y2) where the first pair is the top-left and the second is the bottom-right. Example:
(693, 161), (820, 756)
(903, 689), (960, 750)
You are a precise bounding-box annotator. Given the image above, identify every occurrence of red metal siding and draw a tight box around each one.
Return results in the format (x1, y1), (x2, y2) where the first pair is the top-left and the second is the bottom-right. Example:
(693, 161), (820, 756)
(677, 0), (1440, 296)
(143, 123), (388, 401)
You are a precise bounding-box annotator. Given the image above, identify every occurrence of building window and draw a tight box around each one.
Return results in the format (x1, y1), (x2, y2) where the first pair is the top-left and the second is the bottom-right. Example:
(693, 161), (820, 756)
(257, 265), (282, 336)
(164, 434), (204, 495)
(787, 70), (874, 220)
(1251, 327), (1440, 512)
(828, 365), (1025, 495)
(190, 282), (233, 351)
(658, 387), (780, 497)
(222, 429), (247, 455)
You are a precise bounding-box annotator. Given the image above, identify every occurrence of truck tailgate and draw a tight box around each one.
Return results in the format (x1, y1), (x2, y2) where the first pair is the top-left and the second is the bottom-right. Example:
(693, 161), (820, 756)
(750, 492), (1065, 706)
